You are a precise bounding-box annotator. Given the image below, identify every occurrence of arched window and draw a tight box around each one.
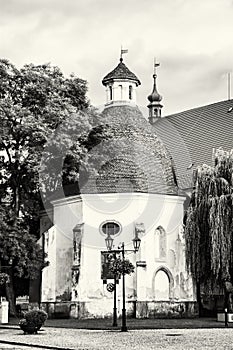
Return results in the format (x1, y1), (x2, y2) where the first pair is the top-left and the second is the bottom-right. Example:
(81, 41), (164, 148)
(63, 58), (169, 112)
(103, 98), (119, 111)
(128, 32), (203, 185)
(129, 85), (132, 100)
(160, 228), (166, 258)
(109, 86), (113, 100)
(154, 226), (167, 260)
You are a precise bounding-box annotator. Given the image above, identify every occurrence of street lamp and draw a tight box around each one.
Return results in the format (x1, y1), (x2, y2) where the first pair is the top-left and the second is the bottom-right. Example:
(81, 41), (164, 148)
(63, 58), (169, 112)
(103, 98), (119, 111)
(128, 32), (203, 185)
(105, 232), (141, 332)
(132, 231), (141, 252)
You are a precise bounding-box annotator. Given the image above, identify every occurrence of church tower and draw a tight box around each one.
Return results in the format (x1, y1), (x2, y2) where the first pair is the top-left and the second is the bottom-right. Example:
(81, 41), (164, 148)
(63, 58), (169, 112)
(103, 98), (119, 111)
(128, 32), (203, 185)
(147, 61), (163, 124)
(102, 51), (141, 107)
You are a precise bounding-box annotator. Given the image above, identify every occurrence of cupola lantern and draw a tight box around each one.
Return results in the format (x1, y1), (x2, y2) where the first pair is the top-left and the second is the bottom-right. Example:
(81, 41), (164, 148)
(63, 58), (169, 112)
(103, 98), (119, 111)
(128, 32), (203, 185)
(102, 49), (141, 107)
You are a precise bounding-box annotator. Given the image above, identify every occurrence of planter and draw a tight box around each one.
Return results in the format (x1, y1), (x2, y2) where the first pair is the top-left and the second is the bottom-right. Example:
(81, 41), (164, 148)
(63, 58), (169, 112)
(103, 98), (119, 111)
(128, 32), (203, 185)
(19, 322), (43, 334)
(19, 310), (47, 334)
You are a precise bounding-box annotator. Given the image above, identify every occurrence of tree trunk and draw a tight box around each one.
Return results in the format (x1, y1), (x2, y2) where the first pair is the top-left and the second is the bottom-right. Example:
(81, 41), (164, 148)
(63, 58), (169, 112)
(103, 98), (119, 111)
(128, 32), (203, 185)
(5, 279), (16, 316)
(196, 282), (202, 316)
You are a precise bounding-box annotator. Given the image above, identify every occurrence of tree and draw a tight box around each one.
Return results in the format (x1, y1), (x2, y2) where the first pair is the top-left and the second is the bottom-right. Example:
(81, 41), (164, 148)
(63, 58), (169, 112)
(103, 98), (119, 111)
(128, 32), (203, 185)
(0, 59), (90, 311)
(184, 148), (233, 305)
(0, 59), (89, 228)
(0, 205), (47, 314)
(39, 107), (97, 198)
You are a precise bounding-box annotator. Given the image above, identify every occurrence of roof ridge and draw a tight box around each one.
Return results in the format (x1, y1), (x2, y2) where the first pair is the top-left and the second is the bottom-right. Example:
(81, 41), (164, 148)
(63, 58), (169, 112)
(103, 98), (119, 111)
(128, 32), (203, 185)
(165, 99), (233, 119)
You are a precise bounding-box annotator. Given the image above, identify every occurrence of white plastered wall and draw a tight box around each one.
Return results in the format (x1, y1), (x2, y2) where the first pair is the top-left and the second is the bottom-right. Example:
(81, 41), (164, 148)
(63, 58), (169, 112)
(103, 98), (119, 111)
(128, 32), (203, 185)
(78, 192), (195, 315)
(41, 192), (195, 316)
(41, 196), (83, 302)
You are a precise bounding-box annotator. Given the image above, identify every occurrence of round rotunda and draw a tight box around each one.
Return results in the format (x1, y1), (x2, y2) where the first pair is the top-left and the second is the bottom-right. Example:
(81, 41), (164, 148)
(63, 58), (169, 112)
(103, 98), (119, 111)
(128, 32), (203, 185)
(80, 57), (178, 196)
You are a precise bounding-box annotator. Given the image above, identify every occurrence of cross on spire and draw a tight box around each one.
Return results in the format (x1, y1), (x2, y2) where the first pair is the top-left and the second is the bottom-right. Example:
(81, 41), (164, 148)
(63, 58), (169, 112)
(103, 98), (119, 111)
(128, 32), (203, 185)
(154, 57), (160, 75)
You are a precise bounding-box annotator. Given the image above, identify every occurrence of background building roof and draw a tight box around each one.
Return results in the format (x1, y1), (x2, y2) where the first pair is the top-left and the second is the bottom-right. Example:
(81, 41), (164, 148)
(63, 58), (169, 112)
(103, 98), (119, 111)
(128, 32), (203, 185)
(153, 99), (233, 189)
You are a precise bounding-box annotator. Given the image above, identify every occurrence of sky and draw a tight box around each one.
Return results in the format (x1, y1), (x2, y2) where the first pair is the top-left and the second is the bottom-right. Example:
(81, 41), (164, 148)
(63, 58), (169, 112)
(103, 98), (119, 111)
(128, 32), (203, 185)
(1, 0), (233, 115)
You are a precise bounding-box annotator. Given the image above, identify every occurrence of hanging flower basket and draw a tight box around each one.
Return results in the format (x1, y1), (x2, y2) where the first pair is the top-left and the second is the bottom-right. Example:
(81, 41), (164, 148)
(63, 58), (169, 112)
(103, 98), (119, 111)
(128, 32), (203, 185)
(109, 257), (135, 276)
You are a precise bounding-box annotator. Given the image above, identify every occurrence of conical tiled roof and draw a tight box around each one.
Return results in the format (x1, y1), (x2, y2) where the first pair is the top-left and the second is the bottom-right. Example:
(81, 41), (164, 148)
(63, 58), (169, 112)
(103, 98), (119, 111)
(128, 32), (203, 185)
(79, 105), (177, 195)
(102, 59), (141, 86)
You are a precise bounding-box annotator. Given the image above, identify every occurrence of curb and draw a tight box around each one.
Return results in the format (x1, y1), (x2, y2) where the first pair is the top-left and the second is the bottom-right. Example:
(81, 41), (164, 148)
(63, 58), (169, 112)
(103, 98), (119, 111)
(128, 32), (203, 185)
(0, 340), (87, 350)
(0, 325), (19, 330)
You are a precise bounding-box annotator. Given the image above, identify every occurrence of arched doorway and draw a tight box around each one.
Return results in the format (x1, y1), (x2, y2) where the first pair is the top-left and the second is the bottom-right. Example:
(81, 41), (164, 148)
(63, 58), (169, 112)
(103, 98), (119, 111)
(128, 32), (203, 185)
(153, 267), (174, 300)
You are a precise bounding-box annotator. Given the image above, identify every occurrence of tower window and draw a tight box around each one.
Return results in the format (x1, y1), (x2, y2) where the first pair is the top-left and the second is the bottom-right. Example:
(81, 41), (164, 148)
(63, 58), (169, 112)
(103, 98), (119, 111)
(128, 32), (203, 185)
(129, 85), (132, 100)
(109, 86), (113, 100)
(119, 85), (123, 99)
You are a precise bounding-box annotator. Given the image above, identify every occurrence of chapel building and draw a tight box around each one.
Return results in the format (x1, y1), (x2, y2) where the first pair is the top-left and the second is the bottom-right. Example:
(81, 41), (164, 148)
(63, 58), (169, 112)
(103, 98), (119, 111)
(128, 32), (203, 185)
(38, 56), (233, 319)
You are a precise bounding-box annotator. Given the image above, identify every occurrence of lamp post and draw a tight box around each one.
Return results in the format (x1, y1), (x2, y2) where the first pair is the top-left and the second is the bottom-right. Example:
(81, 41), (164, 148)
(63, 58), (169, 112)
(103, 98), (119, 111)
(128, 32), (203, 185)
(105, 233), (141, 332)
(121, 242), (127, 332)
(113, 273), (118, 327)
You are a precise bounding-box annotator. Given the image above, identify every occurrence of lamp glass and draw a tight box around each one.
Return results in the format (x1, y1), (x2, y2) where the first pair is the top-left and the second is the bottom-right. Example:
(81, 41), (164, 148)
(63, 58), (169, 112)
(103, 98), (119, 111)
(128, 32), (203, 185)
(132, 237), (141, 252)
(105, 235), (114, 250)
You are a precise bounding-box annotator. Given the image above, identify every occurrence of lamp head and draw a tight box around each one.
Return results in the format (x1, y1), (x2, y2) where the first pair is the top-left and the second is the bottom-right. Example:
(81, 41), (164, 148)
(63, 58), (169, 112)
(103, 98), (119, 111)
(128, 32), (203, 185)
(132, 235), (141, 252)
(105, 234), (114, 251)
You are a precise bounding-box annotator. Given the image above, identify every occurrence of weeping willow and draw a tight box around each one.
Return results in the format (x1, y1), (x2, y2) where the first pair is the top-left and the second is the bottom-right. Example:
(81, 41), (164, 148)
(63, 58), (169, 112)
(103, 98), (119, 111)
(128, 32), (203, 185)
(185, 148), (233, 292)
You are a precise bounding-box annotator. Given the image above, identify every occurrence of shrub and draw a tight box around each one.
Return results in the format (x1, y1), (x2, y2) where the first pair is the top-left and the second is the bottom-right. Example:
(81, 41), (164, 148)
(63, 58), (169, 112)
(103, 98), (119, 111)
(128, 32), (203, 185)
(24, 309), (48, 327)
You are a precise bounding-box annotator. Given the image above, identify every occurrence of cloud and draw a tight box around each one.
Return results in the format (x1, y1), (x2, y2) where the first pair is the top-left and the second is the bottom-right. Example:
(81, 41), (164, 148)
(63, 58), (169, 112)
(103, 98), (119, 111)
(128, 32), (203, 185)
(0, 0), (232, 114)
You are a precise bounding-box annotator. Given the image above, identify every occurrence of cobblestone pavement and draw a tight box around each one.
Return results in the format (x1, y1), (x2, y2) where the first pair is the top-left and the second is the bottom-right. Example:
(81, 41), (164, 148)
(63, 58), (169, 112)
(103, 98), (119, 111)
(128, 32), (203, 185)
(7, 316), (232, 330)
(0, 346), (47, 350)
(0, 347), (46, 350)
(1, 327), (233, 350)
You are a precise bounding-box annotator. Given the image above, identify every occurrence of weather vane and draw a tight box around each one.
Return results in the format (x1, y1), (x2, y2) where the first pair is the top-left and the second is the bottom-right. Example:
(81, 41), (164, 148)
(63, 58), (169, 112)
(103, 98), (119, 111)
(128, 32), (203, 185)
(120, 46), (128, 61)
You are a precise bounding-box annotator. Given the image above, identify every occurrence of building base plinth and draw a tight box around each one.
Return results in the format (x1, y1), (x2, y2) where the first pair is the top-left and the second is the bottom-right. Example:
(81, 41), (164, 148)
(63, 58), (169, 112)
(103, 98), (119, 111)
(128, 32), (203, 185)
(40, 300), (198, 319)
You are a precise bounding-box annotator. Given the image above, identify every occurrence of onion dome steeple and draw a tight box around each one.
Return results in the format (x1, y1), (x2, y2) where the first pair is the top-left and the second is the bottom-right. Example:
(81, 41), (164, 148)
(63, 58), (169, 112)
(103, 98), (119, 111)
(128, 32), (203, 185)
(147, 59), (163, 125)
(102, 49), (141, 107)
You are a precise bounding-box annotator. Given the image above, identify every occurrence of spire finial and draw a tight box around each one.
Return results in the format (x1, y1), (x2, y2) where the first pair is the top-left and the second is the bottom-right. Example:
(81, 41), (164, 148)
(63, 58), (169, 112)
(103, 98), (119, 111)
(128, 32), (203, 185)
(153, 57), (160, 77)
(148, 58), (162, 103)
(120, 46), (128, 62)
(147, 57), (163, 124)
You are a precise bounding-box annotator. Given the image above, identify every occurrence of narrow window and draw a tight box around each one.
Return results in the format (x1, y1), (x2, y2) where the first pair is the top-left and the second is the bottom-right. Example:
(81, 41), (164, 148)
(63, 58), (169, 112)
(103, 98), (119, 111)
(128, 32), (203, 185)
(109, 86), (113, 100)
(129, 85), (132, 100)
(119, 85), (123, 99)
